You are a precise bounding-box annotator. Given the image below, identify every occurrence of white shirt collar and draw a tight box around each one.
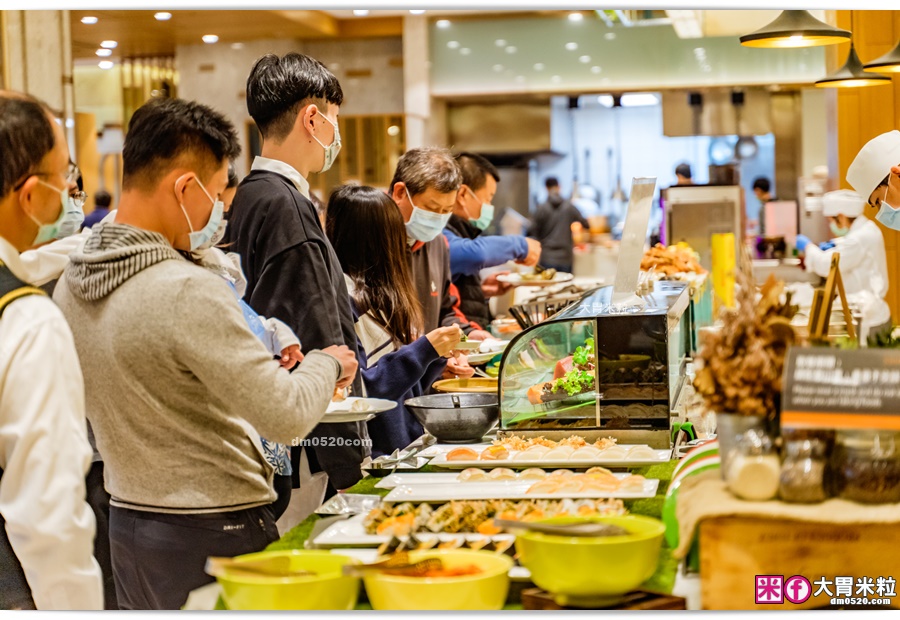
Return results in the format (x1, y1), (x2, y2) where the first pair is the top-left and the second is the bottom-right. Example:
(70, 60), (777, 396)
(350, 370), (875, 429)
(0, 236), (29, 282)
(251, 156), (311, 200)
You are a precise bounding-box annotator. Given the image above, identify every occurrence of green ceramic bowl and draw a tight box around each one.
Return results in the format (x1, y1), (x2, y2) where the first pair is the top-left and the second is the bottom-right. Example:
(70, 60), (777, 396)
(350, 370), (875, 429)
(217, 550), (360, 610)
(515, 515), (665, 607)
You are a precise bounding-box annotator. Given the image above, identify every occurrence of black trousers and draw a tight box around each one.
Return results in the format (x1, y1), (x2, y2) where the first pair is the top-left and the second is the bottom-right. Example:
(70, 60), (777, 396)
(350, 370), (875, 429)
(109, 504), (279, 610)
(85, 461), (117, 610)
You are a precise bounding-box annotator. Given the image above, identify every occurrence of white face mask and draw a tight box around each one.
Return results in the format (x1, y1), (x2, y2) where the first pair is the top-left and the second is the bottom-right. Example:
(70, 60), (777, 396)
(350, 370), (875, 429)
(310, 111), (341, 173)
(404, 187), (452, 243)
(177, 175), (225, 252)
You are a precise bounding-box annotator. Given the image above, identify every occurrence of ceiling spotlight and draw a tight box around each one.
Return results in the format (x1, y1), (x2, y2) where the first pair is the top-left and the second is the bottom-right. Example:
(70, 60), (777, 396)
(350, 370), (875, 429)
(533, 63), (545, 71)
(96, 48), (112, 57)
(387, 125), (401, 136)
(506, 46), (517, 54)
(604, 32), (616, 41)
(231, 42), (245, 50)
(154, 12), (172, 21)
(568, 12), (584, 22)
(515, 75), (526, 83)
(436, 19), (451, 29)
(591, 66), (602, 74)
(551, 75), (562, 83)
(447, 40), (460, 49)
(202, 34), (219, 44)
(353, 10), (369, 16)
(579, 55), (591, 64)
(565, 42), (578, 51)
(495, 39), (507, 47)
(409, 10), (426, 15)
(100, 40), (117, 49)
(459, 47), (471, 55)
(81, 16), (98, 25)
(98, 60), (114, 70)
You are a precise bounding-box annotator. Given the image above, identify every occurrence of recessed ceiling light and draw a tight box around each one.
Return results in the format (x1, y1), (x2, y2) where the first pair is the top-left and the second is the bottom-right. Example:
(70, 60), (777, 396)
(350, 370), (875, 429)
(202, 34), (219, 44)
(409, 10), (426, 14)
(96, 48), (112, 57)
(154, 12), (172, 21)
(436, 19), (451, 29)
(231, 42), (244, 50)
(100, 40), (117, 49)
(621, 93), (660, 107)
(493, 64), (504, 72)
(81, 16), (98, 25)
(591, 65), (602, 74)
(568, 12), (584, 22)
(565, 42), (578, 51)
(605, 32), (616, 41)
(533, 63), (545, 71)
(353, 10), (369, 16)
(447, 40), (460, 49)
(98, 60), (114, 70)
(459, 47), (471, 55)
(387, 125), (401, 136)
(506, 46), (517, 54)
(515, 75), (526, 83)
(579, 55), (591, 64)
(551, 75), (562, 83)
(495, 39), (507, 47)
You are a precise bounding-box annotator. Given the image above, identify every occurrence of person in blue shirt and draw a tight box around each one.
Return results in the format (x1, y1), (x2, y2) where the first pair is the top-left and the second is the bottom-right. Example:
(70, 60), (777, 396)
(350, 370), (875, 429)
(443, 152), (541, 329)
(82, 189), (112, 230)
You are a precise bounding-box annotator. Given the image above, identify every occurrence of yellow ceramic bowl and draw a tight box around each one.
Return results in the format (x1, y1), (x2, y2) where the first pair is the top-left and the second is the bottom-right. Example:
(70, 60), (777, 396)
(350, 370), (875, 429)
(363, 549), (512, 611)
(515, 515), (665, 607)
(217, 550), (360, 610)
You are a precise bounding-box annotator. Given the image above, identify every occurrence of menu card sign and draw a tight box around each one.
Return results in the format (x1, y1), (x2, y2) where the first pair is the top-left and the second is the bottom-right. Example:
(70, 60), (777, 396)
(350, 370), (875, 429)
(782, 347), (900, 431)
(612, 177), (657, 304)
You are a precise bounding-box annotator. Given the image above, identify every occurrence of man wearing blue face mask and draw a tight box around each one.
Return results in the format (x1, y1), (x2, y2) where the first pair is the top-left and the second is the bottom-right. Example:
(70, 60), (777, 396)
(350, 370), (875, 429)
(796, 189), (891, 342)
(846, 129), (900, 233)
(443, 152), (541, 330)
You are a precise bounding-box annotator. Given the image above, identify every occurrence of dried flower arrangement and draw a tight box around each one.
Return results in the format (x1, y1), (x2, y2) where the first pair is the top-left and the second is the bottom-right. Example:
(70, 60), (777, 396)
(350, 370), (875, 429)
(693, 271), (798, 420)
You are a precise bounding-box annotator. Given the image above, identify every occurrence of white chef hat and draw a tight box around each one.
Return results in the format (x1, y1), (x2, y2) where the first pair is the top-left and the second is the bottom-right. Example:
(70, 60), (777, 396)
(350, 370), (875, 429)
(847, 130), (900, 198)
(822, 189), (864, 218)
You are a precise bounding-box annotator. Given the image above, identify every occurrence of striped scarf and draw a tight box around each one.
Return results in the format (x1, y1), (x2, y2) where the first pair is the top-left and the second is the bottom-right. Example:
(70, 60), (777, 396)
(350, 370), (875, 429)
(64, 222), (185, 301)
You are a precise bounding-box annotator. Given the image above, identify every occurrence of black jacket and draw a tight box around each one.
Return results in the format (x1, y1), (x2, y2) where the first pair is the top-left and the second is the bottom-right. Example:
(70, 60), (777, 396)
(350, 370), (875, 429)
(227, 170), (366, 490)
(408, 235), (472, 334)
(444, 215), (491, 329)
(529, 195), (590, 268)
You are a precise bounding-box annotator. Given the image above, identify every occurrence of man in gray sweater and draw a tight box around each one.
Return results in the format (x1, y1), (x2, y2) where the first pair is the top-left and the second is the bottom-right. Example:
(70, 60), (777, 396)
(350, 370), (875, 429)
(54, 97), (358, 610)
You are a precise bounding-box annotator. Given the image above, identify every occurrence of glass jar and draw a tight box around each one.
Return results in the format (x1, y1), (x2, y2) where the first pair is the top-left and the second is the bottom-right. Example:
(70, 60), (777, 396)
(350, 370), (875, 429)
(779, 435), (829, 503)
(831, 430), (900, 504)
(725, 427), (781, 501)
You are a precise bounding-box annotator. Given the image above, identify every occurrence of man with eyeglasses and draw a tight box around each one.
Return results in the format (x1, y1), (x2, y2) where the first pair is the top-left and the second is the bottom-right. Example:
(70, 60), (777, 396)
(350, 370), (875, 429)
(846, 129), (900, 230)
(0, 91), (103, 609)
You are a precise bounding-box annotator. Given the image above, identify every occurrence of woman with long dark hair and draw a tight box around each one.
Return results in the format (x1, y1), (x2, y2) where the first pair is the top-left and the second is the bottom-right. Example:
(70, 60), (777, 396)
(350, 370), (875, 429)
(327, 184), (462, 455)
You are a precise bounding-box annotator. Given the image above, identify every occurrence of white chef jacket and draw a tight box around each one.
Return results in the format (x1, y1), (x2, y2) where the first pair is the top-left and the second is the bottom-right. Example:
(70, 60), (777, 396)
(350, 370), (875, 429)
(804, 217), (892, 328)
(0, 237), (103, 610)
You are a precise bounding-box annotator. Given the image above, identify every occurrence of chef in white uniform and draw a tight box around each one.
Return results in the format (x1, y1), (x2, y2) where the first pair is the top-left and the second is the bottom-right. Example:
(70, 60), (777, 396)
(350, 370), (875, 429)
(796, 189), (891, 341)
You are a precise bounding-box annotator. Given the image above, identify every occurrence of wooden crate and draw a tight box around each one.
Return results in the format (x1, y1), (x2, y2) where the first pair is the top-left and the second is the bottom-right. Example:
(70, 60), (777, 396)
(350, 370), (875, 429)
(700, 516), (900, 610)
(521, 589), (686, 611)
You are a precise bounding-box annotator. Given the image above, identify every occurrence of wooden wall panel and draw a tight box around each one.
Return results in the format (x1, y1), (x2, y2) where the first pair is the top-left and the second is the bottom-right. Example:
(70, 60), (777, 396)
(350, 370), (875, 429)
(832, 11), (900, 321)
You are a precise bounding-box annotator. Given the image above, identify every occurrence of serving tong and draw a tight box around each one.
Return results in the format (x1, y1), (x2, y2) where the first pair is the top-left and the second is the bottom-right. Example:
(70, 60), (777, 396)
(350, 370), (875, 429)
(369, 435), (438, 472)
(342, 551), (443, 577)
(205, 555), (317, 579)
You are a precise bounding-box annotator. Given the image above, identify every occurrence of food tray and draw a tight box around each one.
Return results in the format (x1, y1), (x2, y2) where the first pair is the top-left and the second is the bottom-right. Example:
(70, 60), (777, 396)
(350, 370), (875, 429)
(324, 397), (396, 423)
(383, 476), (659, 502)
(428, 448), (672, 470)
(312, 513), (516, 549)
(315, 493), (383, 516)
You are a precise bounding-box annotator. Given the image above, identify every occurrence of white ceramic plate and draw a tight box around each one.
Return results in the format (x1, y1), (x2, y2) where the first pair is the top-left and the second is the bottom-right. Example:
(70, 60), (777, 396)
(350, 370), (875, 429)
(496, 272), (574, 287)
(323, 397), (396, 423)
(428, 447), (672, 470)
(311, 513), (516, 549)
(383, 476), (659, 502)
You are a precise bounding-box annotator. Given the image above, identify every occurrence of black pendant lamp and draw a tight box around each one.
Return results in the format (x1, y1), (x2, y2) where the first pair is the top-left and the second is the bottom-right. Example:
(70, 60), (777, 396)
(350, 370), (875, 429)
(864, 39), (900, 74)
(740, 10), (850, 48)
(816, 44), (892, 88)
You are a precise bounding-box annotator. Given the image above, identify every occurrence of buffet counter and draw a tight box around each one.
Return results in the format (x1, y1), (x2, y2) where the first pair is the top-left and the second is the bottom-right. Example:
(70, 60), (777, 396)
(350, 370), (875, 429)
(752, 258), (820, 285)
(267, 459), (680, 610)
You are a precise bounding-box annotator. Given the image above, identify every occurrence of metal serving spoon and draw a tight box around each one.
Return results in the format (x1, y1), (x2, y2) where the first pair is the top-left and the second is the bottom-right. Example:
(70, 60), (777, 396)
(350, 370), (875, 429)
(492, 519), (630, 538)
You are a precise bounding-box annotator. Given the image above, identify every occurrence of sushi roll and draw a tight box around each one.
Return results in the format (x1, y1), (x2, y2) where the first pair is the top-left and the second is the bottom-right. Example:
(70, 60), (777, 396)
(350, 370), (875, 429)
(438, 537), (465, 550)
(377, 536), (403, 556)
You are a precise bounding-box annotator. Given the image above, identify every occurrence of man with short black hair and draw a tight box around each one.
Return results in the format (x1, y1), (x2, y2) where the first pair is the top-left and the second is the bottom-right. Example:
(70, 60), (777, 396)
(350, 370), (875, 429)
(675, 163), (693, 185)
(82, 189), (112, 229)
(54, 96), (357, 609)
(752, 176), (775, 234)
(444, 152), (541, 329)
(529, 176), (589, 274)
(228, 52), (369, 497)
(0, 91), (103, 610)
